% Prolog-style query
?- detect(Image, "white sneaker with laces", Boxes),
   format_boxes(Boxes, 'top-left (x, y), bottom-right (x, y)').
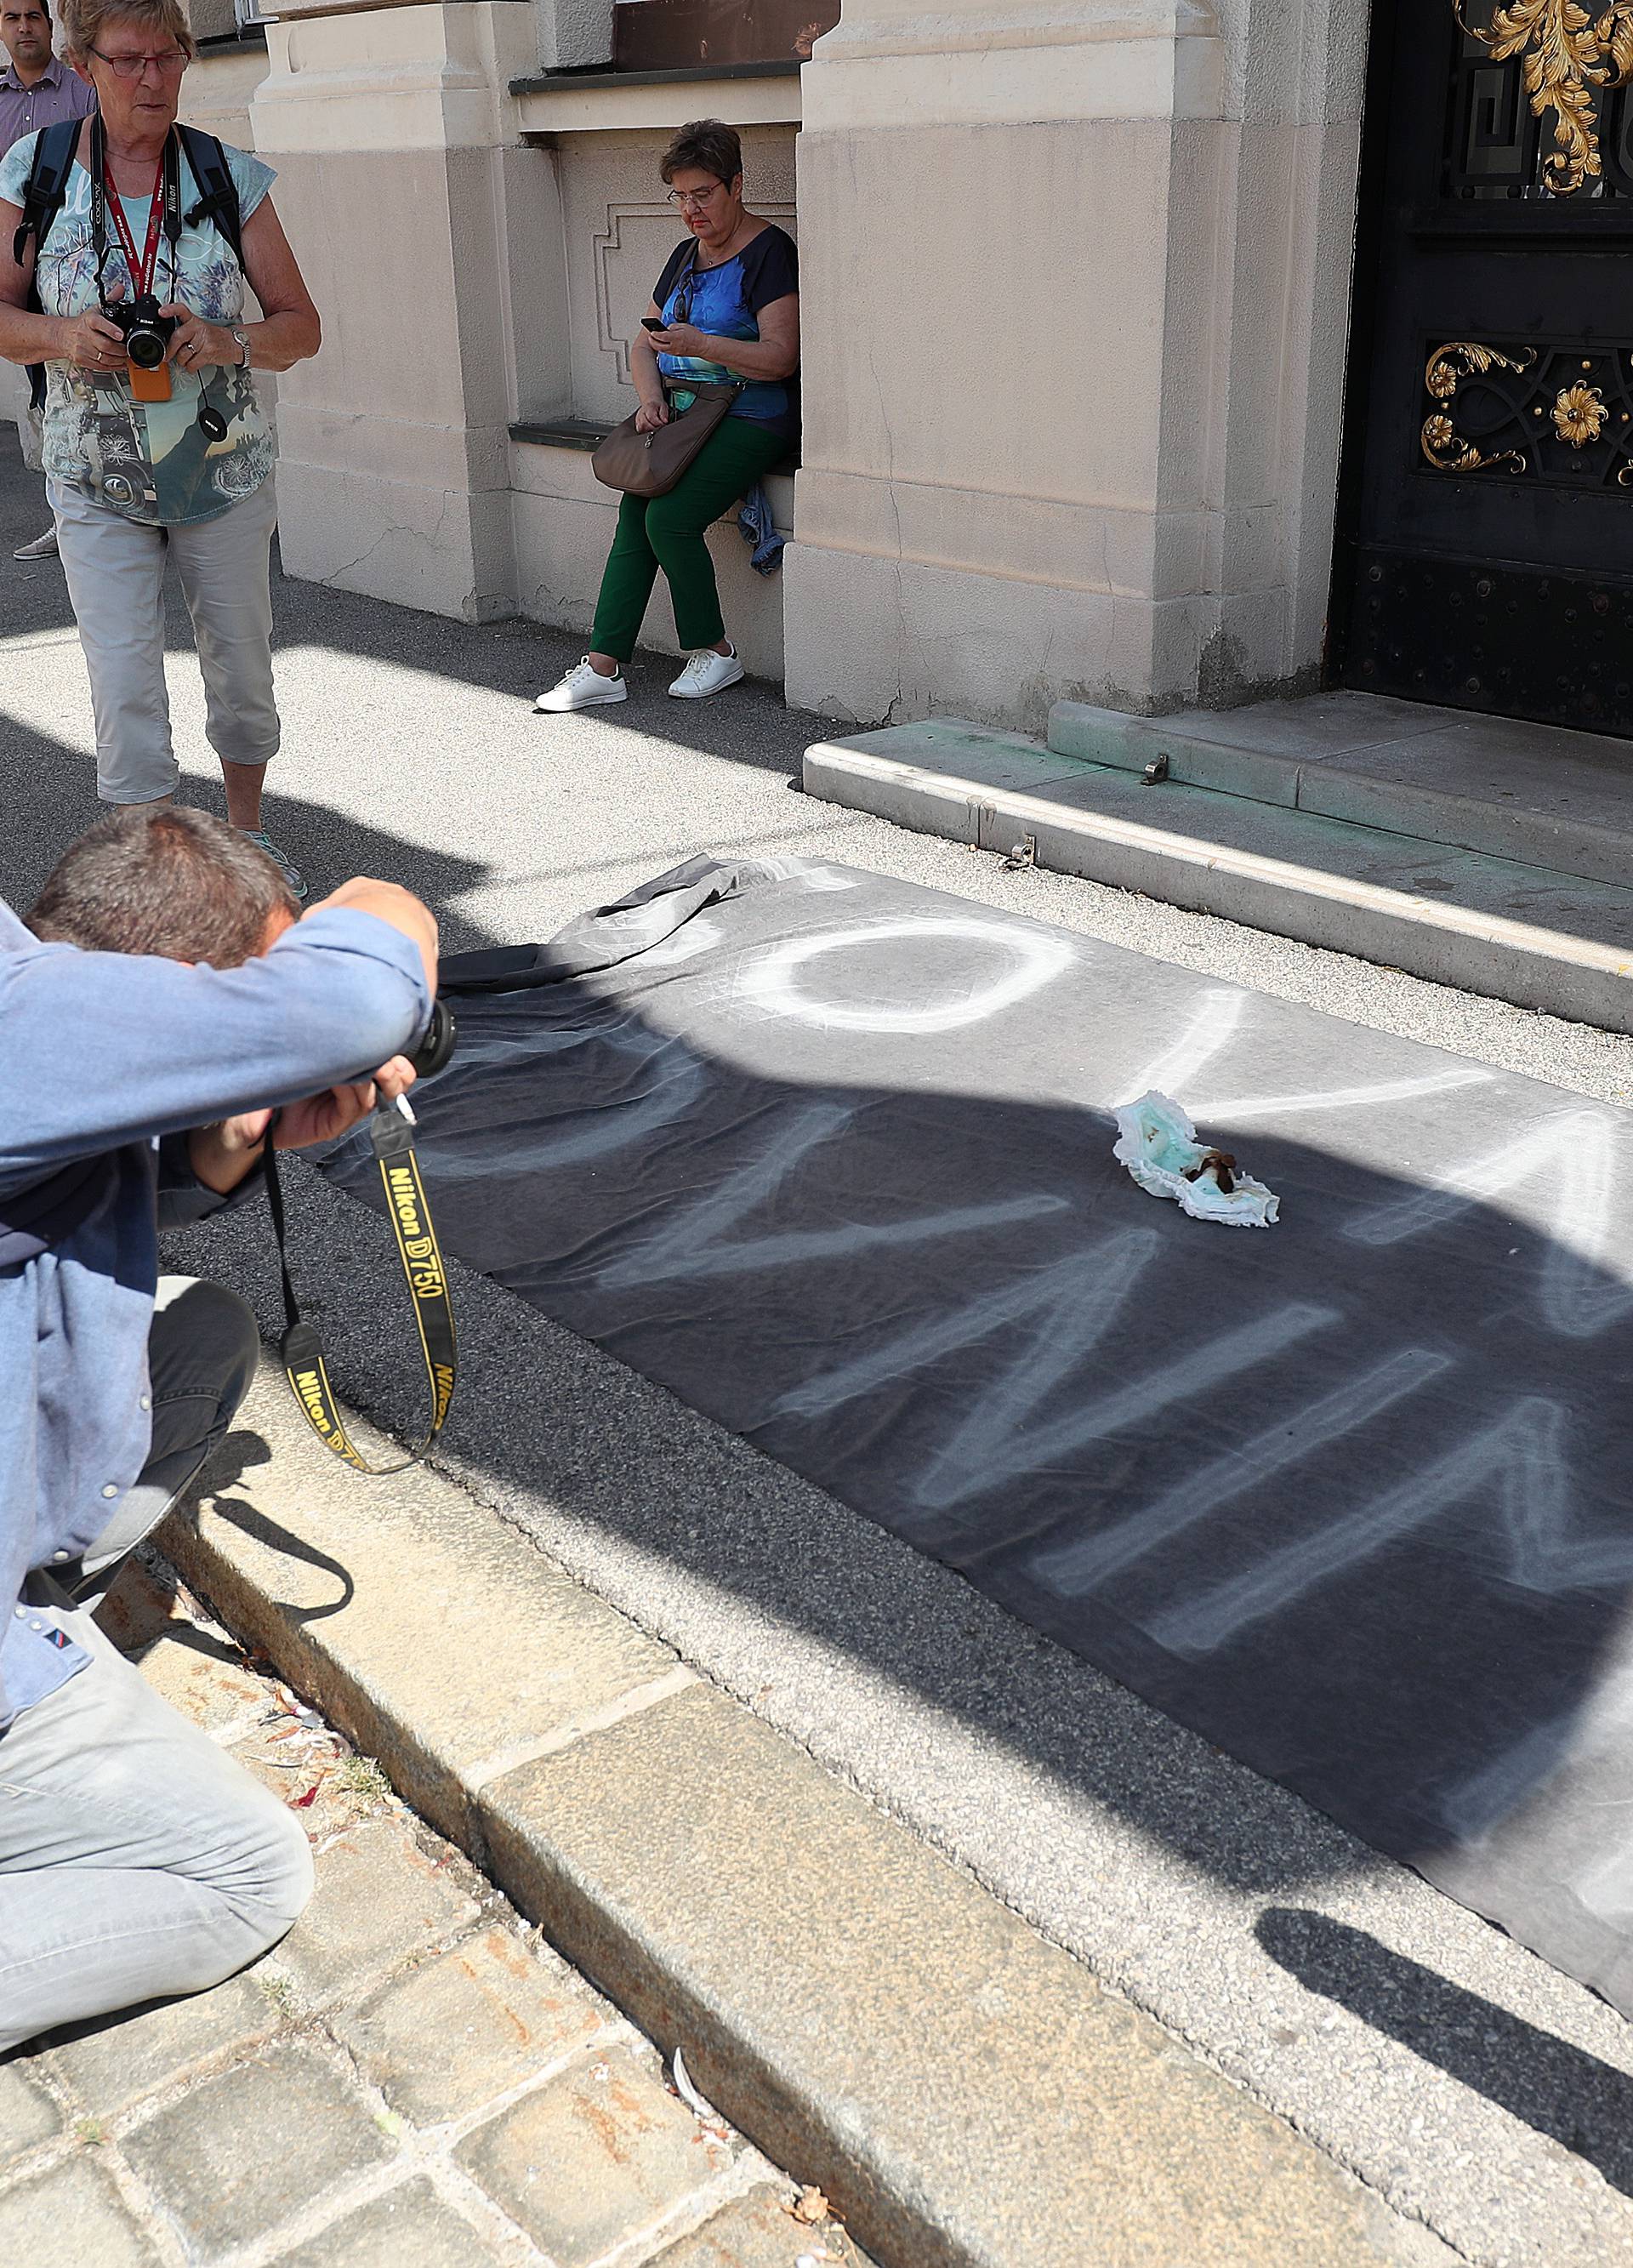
top-left (13, 527), bottom-right (58, 561)
top-left (534, 658), bottom-right (627, 713)
top-left (668, 646), bottom-right (743, 700)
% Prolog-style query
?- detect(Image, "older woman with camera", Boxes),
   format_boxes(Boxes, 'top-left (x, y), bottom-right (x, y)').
top-left (0, 0), bottom-right (319, 894)
top-left (535, 118), bottom-right (798, 712)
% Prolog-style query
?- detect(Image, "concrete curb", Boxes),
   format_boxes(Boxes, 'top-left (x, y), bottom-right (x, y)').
top-left (803, 734), bottom-right (1633, 1034)
top-left (163, 1362), bottom-right (1457, 2268)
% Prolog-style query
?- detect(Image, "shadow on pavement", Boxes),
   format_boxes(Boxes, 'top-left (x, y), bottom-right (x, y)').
top-left (1257, 1907), bottom-right (1633, 2197)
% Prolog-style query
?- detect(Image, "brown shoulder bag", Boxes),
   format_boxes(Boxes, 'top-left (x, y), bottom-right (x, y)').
top-left (592, 242), bottom-right (745, 498)
top-left (591, 380), bottom-right (744, 499)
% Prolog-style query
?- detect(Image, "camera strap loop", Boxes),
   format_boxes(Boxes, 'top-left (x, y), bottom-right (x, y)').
top-left (263, 1108), bottom-right (458, 1476)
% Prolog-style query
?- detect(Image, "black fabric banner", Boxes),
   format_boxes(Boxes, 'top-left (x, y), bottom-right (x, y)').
top-left (319, 856), bottom-right (1633, 2014)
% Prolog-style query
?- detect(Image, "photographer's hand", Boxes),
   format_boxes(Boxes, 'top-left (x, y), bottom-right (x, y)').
top-left (270, 1057), bottom-right (418, 1150)
top-left (59, 305), bottom-right (129, 375)
top-left (158, 305), bottom-right (238, 374)
top-left (188, 1054), bottom-right (418, 1194)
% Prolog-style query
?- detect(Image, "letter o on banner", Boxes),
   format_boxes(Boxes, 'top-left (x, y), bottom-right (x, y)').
top-left (739, 919), bottom-right (1074, 1034)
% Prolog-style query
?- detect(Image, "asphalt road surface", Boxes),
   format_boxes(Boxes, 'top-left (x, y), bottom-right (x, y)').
top-left (4, 436), bottom-right (1632, 2268)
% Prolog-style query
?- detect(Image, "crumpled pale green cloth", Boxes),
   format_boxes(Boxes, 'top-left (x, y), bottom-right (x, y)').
top-left (1112, 1090), bottom-right (1279, 1228)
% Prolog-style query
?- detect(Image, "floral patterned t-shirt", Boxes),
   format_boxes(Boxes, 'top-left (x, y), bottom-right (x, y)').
top-left (0, 130), bottom-right (276, 526)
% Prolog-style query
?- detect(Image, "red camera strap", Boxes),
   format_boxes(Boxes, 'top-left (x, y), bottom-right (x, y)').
top-left (102, 155), bottom-right (165, 298)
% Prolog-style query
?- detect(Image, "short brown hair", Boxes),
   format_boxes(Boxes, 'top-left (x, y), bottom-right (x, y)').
top-left (30, 806), bottom-right (296, 966)
top-left (660, 118), bottom-right (742, 188)
top-left (60, 0), bottom-right (195, 65)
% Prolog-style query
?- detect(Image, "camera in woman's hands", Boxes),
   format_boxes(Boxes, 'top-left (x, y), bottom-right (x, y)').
top-left (108, 293), bottom-right (177, 372)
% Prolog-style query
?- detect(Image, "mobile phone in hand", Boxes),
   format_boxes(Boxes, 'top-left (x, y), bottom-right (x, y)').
top-left (640, 317), bottom-right (667, 333)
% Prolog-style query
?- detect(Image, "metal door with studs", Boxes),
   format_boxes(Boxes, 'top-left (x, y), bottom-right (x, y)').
top-left (1334, 2), bottom-right (1633, 732)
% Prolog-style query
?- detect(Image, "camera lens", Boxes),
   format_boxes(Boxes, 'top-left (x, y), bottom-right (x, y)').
top-left (408, 1000), bottom-right (457, 1082)
top-left (125, 328), bottom-right (165, 370)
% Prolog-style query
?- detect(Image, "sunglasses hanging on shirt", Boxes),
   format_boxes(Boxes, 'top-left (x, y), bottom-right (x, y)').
top-left (89, 116), bottom-right (229, 443)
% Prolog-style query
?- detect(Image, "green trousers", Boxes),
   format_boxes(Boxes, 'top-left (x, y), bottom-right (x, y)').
top-left (590, 415), bottom-right (788, 664)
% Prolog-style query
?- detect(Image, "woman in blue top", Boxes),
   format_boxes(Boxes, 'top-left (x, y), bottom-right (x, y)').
top-left (536, 119), bottom-right (798, 712)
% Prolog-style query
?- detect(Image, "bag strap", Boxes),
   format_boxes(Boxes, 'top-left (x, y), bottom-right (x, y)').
top-left (175, 124), bottom-right (242, 270)
top-left (13, 115), bottom-right (83, 274)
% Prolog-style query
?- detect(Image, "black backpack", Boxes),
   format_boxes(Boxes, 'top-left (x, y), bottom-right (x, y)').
top-left (13, 116), bottom-right (243, 411)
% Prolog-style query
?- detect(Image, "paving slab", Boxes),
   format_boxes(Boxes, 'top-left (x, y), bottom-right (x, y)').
top-left (270, 2175), bottom-right (510, 2267)
top-left (274, 1813), bottom-right (483, 2004)
top-left (478, 1681), bottom-right (1454, 2268)
top-left (120, 2041), bottom-right (396, 2255)
top-left (0, 2060), bottom-right (61, 2166)
top-left (456, 2043), bottom-right (737, 2265)
top-left (0, 2152), bottom-right (163, 2264)
top-left (332, 1924), bottom-right (611, 2124)
top-left (44, 1973), bottom-right (284, 2117)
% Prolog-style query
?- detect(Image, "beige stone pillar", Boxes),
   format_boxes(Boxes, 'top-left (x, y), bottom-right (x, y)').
top-left (786, 0), bottom-right (1369, 729)
top-left (250, 2), bottom-right (536, 621)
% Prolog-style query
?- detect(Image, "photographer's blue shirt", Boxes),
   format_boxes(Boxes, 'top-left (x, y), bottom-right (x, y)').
top-left (0, 899), bottom-right (430, 1731)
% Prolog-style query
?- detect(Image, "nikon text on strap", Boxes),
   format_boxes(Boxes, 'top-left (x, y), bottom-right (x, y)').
top-left (263, 1108), bottom-right (457, 1475)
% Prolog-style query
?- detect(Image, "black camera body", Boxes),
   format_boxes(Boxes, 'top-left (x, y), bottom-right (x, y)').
top-left (109, 293), bottom-right (177, 372)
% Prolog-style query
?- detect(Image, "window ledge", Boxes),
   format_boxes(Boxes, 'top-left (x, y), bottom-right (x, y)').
top-left (510, 59), bottom-right (799, 96)
top-left (509, 419), bottom-right (797, 479)
top-left (511, 418), bottom-right (609, 453)
top-left (512, 59), bottom-right (801, 133)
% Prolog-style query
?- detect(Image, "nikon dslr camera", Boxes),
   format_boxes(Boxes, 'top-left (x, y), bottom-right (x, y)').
top-left (108, 293), bottom-right (177, 372)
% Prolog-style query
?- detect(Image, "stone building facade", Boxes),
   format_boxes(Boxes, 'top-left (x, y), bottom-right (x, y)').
top-left (171, 3), bottom-right (1633, 743)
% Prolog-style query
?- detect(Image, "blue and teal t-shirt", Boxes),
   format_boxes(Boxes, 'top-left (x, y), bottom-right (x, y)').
top-left (0, 129), bottom-right (276, 527)
top-left (653, 224), bottom-right (799, 440)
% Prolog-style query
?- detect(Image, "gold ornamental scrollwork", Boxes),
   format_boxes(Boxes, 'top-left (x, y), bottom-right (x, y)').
top-left (1421, 342), bottom-right (1535, 473)
top-left (1456, 0), bottom-right (1633, 197)
top-left (1554, 379), bottom-right (1609, 442)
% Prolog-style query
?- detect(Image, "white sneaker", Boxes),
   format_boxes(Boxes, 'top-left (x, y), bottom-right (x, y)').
top-left (13, 527), bottom-right (57, 561)
top-left (669, 646), bottom-right (744, 699)
top-left (534, 658), bottom-right (627, 713)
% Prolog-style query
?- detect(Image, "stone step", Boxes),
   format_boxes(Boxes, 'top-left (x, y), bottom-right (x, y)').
top-left (162, 1360), bottom-right (1454, 2268)
top-left (801, 718), bottom-right (1633, 1034)
top-left (1046, 691), bottom-right (1633, 890)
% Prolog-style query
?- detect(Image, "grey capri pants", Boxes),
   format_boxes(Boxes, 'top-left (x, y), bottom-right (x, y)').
top-left (50, 474), bottom-right (281, 806)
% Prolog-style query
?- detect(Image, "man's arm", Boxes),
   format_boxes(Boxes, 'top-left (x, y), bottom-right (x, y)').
top-left (0, 895), bottom-right (435, 1195)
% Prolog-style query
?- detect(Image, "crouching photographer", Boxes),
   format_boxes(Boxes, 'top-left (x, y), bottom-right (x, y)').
top-left (0, 807), bottom-right (438, 2054)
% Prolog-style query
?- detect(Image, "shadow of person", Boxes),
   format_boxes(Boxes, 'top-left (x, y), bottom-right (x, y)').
top-left (1256, 1907), bottom-right (1633, 2197)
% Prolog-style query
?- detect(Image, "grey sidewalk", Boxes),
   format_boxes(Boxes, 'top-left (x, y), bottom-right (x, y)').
top-left (0, 1552), bottom-right (867, 2268)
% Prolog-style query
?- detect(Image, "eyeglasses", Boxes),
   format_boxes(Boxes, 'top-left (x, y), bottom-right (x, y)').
top-left (88, 43), bottom-right (187, 78)
top-left (667, 183), bottom-right (723, 211)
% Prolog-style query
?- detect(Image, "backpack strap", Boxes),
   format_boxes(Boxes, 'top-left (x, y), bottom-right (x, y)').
top-left (14, 117), bottom-right (83, 413)
top-left (12, 115), bottom-right (83, 275)
top-left (175, 125), bottom-right (242, 271)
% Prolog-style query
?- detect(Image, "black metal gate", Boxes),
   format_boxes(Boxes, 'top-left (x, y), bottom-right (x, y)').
top-left (1334, 2), bottom-right (1633, 732)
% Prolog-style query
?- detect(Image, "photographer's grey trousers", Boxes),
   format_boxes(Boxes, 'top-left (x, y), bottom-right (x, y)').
top-left (0, 1279), bottom-right (314, 2055)
top-left (50, 476), bottom-right (281, 806)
